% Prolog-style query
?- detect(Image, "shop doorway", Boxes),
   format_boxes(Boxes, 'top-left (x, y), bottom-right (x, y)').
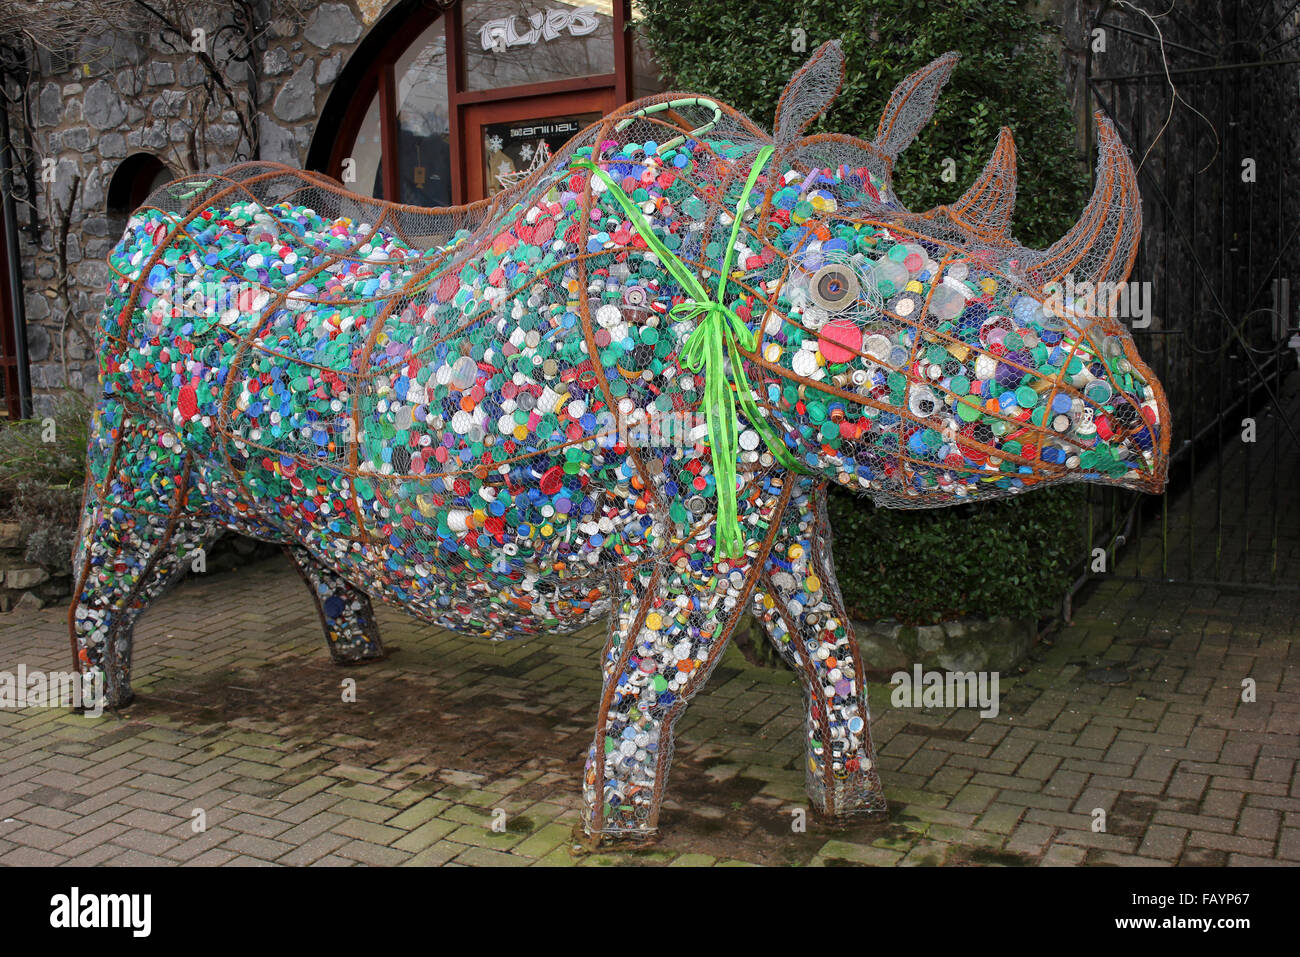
top-left (463, 89), bottom-right (610, 199)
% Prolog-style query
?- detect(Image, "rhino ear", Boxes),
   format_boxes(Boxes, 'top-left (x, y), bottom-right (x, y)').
top-left (773, 40), bottom-right (846, 144)
top-left (871, 52), bottom-right (959, 163)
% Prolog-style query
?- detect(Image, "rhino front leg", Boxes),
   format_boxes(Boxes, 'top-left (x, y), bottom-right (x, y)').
top-left (284, 545), bottom-right (385, 664)
top-left (751, 480), bottom-right (886, 818)
top-left (582, 558), bottom-right (757, 839)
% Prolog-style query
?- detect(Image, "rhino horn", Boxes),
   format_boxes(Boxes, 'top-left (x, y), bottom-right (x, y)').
top-left (1031, 113), bottom-right (1142, 287)
top-left (945, 126), bottom-right (1017, 241)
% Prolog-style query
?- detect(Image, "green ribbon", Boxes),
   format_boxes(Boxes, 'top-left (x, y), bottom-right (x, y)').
top-left (575, 145), bottom-right (805, 560)
top-left (168, 179), bottom-right (213, 201)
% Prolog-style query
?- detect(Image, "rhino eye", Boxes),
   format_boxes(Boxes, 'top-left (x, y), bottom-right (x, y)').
top-left (810, 264), bottom-right (860, 311)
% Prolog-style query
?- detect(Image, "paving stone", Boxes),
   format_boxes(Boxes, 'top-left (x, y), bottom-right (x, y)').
top-left (391, 817), bottom-right (459, 854)
top-left (1138, 824), bottom-right (1187, 861)
top-left (1236, 807), bottom-right (1280, 841)
top-left (2, 543), bottom-right (1294, 867)
top-left (334, 838), bottom-right (410, 866)
top-left (668, 852), bottom-right (717, 866)
top-left (811, 840), bottom-right (903, 866)
top-left (275, 831), bottom-right (350, 866)
top-left (1187, 830), bottom-right (1275, 856)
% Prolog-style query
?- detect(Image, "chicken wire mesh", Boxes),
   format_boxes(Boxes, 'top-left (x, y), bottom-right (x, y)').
top-left (76, 41), bottom-right (1168, 836)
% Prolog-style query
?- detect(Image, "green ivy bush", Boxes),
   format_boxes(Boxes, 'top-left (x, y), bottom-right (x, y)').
top-left (826, 485), bottom-right (1083, 624)
top-left (638, 0), bottom-right (1090, 623)
top-left (635, 0), bottom-right (1088, 247)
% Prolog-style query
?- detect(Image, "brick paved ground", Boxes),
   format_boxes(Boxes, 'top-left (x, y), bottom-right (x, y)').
top-left (1, 542), bottom-right (1295, 867)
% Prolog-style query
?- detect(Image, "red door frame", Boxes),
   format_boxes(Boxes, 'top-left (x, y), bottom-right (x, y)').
top-left (463, 89), bottom-right (613, 201)
top-left (326, 0), bottom-right (634, 206)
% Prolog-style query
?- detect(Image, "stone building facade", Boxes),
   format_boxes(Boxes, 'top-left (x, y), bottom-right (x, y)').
top-left (0, 0), bottom-right (658, 416)
top-left (1, 0), bottom-right (1291, 422)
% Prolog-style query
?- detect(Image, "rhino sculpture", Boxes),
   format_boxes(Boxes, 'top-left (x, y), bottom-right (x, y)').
top-left (73, 42), bottom-right (1169, 839)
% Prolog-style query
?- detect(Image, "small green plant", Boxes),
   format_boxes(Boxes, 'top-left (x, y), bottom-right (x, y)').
top-left (0, 392), bottom-right (90, 579)
top-left (0, 391), bottom-right (91, 494)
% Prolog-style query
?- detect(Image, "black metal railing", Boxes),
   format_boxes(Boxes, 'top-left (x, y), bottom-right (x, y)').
top-left (1072, 0), bottom-right (1300, 595)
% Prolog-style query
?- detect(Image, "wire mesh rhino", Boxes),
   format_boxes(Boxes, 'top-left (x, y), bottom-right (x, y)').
top-left (73, 41), bottom-right (1169, 839)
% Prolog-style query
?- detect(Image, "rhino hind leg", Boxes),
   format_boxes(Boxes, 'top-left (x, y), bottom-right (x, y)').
top-left (284, 545), bottom-right (385, 664)
top-left (69, 415), bottom-right (216, 709)
top-left (582, 559), bottom-right (757, 840)
top-left (751, 481), bottom-right (887, 818)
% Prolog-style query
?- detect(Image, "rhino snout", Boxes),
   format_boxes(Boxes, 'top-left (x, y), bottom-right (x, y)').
top-left (1069, 326), bottom-right (1168, 495)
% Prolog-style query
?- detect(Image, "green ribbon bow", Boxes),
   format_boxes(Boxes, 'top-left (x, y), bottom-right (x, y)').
top-left (574, 144), bottom-right (805, 560)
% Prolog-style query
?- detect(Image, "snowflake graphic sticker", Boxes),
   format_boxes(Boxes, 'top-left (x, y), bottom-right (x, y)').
top-left (485, 133), bottom-right (504, 153)
top-left (496, 141), bottom-right (552, 190)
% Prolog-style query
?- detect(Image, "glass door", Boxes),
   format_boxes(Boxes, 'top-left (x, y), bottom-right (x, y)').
top-left (463, 89), bottom-right (612, 200)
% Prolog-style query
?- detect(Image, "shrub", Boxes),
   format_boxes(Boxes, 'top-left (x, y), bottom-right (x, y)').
top-left (826, 484), bottom-right (1083, 624)
top-left (14, 479), bottom-right (82, 576)
top-left (0, 392), bottom-right (90, 578)
top-left (638, 0), bottom-right (1091, 623)
top-left (635, 0), bottom-right (1088, 247)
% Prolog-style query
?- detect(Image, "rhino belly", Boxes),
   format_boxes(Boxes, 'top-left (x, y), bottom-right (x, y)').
top-left (295, 535), bottom-right (616, 638)
top-left (187, 455), bottom-right (619, 637)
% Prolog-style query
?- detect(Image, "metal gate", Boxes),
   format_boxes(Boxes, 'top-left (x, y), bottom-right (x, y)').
top-left (1077, 0), bottom-right (1300, 591)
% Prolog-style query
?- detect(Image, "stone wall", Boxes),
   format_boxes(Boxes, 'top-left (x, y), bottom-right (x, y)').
top-left (0, 520), bottom-right (279, 613)
top-left (0, 517), bottom-right (65, 612)
top-left (3, 1), bottom-right (397, 415)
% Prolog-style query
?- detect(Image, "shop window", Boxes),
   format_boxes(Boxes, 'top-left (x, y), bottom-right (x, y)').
top-left (394, 21), bottom-right (453, 206)
top-left (313, 0), bottom-right (656, 205)
top-left (344, 17), bottom-right (453, 206)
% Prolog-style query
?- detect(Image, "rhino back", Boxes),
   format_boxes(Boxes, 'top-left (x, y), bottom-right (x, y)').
top-left (97, 177), bottom-right (683, 607)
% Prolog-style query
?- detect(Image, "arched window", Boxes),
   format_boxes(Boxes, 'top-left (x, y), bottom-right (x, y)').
top-left (310, 0), bottom-right (665, 206)
top-left (107, 153), bottom-right (175, 224)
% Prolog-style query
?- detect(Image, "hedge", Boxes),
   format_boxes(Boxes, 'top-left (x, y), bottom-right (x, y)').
top-left (825, 485), bottom-right (1083, 624)
top-left (637, 0), bottom-right (1091, 623)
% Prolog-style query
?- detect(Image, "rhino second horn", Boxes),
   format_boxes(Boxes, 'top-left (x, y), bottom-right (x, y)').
top-left (774, 39), bottom-right (847, 144)
top-left (945, 126), bottom-right (1017, 241)
top-left (1032, 112), bottom-right (1142, 288)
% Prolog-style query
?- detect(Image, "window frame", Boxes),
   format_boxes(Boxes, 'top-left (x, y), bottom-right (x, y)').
top-left (324, 0), bottom-right (633, 206)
